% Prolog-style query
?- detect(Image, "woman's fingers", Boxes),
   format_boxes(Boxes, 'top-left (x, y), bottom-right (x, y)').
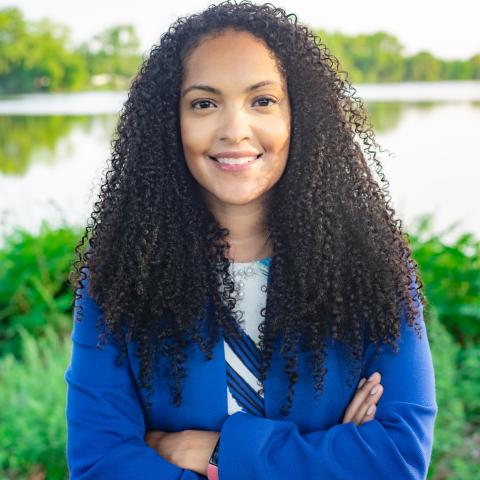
top-left (342, 372), bottom-right (383, 425)
top-left (361, 403), bottom-right (377, 423)
top-left (144, 431), bottom-right (169, 450)
top-left (353, 383), bottom-right (383, 425)
top-left (342, 372), bottom-right (380, 424)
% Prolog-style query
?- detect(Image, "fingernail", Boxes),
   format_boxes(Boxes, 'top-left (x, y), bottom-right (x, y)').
top-left (366, 404), bottom-right (374, 415)
top-left (367, 372), bottom-right (377, 382)
top-left (370, 386), bottom-right (378, 395)
top-left (358, 378), bottom-right (366, 389)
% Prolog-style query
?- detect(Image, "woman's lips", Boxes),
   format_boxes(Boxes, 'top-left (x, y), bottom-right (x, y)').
top-left (208, 153), bottom-right (263, 172)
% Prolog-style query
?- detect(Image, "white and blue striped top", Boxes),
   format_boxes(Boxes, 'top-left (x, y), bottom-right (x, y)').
top-left (222, 257), bottom-right (271, 416)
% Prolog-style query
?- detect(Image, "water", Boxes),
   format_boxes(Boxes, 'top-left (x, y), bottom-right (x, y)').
top-left (0, 82), bottom-right (479, 246)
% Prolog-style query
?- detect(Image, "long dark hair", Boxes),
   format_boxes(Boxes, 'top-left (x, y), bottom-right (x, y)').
top-left (70, 0), bottom-right (426, 417)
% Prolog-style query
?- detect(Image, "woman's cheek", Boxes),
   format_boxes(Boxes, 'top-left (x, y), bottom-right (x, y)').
top-left (257, 115), bottom-right (290, 152)
top-left (190, 119), bottom-right (218, 153)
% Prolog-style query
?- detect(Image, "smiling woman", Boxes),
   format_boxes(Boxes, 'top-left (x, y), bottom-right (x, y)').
top-left (179, 29), bottom-right (291, 262)
top-left (65, 1), bottom-right (437, 479)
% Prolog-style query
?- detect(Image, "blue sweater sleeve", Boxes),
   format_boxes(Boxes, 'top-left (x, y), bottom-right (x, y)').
top-left (64, 271), bottom-right (205, 480)
top-left (217, 294), bottom-right (438, 479)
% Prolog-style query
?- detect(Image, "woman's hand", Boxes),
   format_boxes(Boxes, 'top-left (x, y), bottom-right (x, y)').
top-left (144, 429), bottom-right (220, 476)
top-left (144, 373), bottom-right (383, 474)
top-left (342, 371), bottom-right (384, 425)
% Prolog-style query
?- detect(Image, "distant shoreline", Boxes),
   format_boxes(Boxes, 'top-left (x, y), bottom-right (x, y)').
top-left (0, 81), bottom-right (479, 116)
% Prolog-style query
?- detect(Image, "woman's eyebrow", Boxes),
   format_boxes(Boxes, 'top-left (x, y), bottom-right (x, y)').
top-left (181, 80), bottom-right (281, 97)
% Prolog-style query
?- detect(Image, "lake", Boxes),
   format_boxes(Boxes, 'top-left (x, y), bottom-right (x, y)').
top-left (0, 81), bottom-right (479, 248)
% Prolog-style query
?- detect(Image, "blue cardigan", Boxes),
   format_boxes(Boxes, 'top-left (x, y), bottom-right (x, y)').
top-left (65, 270), bottom-right (437, 479)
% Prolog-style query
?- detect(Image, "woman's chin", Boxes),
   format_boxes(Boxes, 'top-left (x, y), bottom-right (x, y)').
top-left (210, 190), bottom-right (265, 207)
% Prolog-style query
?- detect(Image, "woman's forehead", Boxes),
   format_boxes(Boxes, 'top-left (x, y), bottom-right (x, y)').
top-left (182, 30), bottom-right (285, 87)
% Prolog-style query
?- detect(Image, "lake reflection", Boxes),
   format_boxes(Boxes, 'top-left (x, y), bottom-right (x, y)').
top-left (0, 115), bottom-right (115, 175)
top-left (0, 83), bottom-right (479, 246)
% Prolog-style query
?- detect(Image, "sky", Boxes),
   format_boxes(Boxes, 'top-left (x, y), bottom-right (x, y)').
top-left (1, 0), bottom-right (478, 60)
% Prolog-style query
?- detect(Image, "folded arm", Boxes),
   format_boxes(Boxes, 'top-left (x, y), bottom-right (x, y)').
top-left (65, 269), bottom-right (205, 479)
top-left (217, 294), bottom-right (438, 480)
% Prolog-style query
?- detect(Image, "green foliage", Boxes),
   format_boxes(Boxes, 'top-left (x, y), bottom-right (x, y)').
top-left (1, 6), bottom-right (479, 94)
top-left (77, 25), bottom-right (141, 82)
top-left (0, 221), bottom-right (82, 359)
top-left (0, 218), bottom-right (478, 477)
top-left (457, 341), bottom-right (480, 426)
top-left (316, 29), bottom-right (480, 84)
top-left (0, 325), bottom-right (70, 479)
top-left (0, 7), bottom-right (141, 94)
top-left (317, 30), bottom-right (406, 83)
top-left (407, 214), bottom-right (480, 344)
top-left (405, 51), bottom-right (444, 81)
top-left (425, 306), bottom-right (477, 479)
top-left (470, 55), bottom-right (480, 78)
top-left (407, 214), bottom-right (480, 478)
top-left (442, 59), bottom-right (474, 80)
top-left (0, 7), bottom-right (87, 93)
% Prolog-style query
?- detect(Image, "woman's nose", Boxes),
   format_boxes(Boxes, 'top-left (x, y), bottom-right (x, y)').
top-left (218, 106), bottom-right (252, 143)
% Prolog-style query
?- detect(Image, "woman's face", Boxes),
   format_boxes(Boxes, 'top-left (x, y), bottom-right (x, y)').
top-left (179, 29), bottom-right (291, 209)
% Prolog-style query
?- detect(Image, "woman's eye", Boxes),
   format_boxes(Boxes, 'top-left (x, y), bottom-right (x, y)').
top-left (190, 96), bottom-right (277, 110)
top-left (191, 99), bottom-right (216, 110)
top-left (254, 96), bottom-right (277, 107)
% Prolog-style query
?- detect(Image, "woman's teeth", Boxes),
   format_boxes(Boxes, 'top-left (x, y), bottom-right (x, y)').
top-left (213, 155), bottom-right (259, 165)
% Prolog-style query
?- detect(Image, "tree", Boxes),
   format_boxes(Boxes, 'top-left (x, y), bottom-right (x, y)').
top-left (405, 51), bottom-right (443, 81)
top-left (469, 54), bottom-right (480, 79)
top-left (0, 7), bottom-right (87, 93)
top-left (315, 29), bottom-right (405, 83)
top-left (78, 25), bottom-right (141, 79)
top-left (442, 60), bottom-right (473, 80)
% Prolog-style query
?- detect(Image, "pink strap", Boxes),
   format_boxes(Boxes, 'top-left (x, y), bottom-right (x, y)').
top-left (207, 463), bottom-right (219, 480)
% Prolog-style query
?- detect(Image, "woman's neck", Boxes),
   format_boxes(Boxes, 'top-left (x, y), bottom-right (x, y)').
top-left (204, 194), bottom-right (272, 262)
top-left (227, 233), bottom-right (272, 263)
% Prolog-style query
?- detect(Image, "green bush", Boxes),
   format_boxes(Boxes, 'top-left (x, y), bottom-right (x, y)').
top-left (427, 305), bottom-right (463, 477)
top-left (0, 324), bottom-right (70, 479)
top-left (457, 341), bottom-right (480, 426)
top-left (0, 220), bottom-right (81, 359)
top-left (0, 218), bottom-right (478, 478)
top-left (408, 213), bottom-right (480, 344)
top-left (408, 215), bottom-right (480, 479)
top-left (426, 305), bottom-right (479, 479)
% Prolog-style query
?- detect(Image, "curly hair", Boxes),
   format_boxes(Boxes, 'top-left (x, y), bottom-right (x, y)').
top-left (70, 0), bottom-right (426, 417)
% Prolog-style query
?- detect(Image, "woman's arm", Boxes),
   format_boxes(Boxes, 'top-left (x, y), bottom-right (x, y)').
top-left (145, 373), bottom-right (384, 475)
top-left (65, 269), bottom-right (205, 480)
top-left (144, 429), bottom-right (220, 476)
top-left (214, 290), bottom-right (437, 480)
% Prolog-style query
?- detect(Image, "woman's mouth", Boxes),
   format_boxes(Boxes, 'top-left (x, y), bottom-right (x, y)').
top-left (208, 153), bottom-right (263, 171)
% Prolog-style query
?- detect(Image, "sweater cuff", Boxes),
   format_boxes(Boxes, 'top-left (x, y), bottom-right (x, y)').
top-left (218, 412), bottom-right (280, 478)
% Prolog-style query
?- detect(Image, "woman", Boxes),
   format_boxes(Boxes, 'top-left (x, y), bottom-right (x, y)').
top-left (65, 1), bottom-right (437, 479)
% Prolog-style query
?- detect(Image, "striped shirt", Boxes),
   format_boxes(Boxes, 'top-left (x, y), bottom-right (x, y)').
top-left (221, 257), bottom-right (271, 416)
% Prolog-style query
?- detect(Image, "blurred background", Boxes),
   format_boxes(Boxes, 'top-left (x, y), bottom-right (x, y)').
top-left (0, 0), bottom-right (478, 478)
